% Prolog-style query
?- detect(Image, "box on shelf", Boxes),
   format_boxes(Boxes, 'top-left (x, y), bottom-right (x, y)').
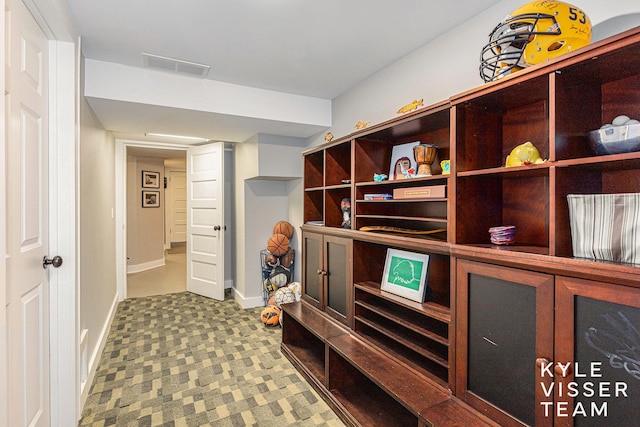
top-left (567, 193), bottom-right (640, 265)
top-left (364, 193), bottom-right (393, 200)
top-left (393, 185), bottom-right (446, 200)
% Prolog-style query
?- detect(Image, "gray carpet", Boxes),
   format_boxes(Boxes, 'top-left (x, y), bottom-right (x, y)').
top-left (79, 292), bottom-right (344, 426)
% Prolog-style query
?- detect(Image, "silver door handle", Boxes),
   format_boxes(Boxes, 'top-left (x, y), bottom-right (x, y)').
top-left (43, 255), bottom-right (63, 269)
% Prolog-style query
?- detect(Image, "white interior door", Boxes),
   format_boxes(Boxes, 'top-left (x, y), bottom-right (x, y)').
top-left (169, 170), bottom-right (187, 243)
top-left (5, 0), bottom-right (51, 425)
top-left (186, 142), bottom-right (224, 300)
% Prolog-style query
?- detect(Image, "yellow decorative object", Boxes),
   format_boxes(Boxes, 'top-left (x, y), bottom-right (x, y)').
top-left (324, 132), bottom-right (334, 142)
top-left (505, 142), bottom-right (546, 167)
top-left (397, 99), bottom-right (423, 114)
top-left (355, 120), bottom-right (370, 130)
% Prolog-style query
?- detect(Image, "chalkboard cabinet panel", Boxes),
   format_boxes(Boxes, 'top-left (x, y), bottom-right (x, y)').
top-left (555, 277), bottom-right (640, 427)
top-left (456, 259), bottom-right (554, 427)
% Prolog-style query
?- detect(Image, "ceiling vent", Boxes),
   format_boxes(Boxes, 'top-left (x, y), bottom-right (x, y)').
top-left (142, 52), bottom-right (210, 77)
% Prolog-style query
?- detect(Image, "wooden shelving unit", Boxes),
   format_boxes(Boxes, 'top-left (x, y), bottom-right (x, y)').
top-left (283, 27), bottom-right (640, 427)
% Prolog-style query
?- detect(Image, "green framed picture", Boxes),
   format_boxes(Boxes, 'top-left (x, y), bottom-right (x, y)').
top-left (381, 248), bottom-right (430, 302)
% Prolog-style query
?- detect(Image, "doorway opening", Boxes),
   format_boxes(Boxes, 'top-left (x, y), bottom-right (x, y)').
top-left (115, 139), bottom-right (234, 302)
top-left (125, 146), bottom-right (187, 298)
top-left (116, 140), bottom-right (188, 300)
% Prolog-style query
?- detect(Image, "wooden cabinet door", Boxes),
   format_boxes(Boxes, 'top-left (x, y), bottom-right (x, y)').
top-left (323, 235), bottom-right (352, 326)
top-left (455, 259), bottom-right (554, 427)
top-left (302, 231), bottom-right (323, 309)
top-left (555, 277), bottom-right (640, 427)
top-left (301, 231), bottom-right (353, 326)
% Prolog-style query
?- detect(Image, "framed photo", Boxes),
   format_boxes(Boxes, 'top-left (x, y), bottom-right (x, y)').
top-left (388, 141), bottom-right (420, 180)
top-left (381, 248), bottom-right (430, 302)
top-left (142, 190), bottom-right (160, 208)
top-left (142, 170), bottom-right (160, 188)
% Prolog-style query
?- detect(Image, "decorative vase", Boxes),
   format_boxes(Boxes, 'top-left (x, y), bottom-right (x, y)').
top-left (413, 144), bottom-right (438, 176)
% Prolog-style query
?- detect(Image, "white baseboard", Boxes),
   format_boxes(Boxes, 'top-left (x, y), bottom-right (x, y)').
top-left (80, 293), bottom-right (118, 408)
top-left (232, 287), bottom-right (264, 309)
top-left (127, 257), bottom-right (165, 274)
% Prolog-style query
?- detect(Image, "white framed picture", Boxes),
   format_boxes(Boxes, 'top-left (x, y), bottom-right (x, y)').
top-left (142, 170), bottom-right (160, 188)
top-left (381, 248), bottom-right (430, 302)
top-left (388, 141), bottom-right (420, 180)
top-left (142, 190), bottom-right (160, 208)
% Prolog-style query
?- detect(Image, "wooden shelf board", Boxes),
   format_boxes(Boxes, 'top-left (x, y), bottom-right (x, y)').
top-left (354, 299), bottom-right (449, 346)
top-left (281, 301), bottom-right (348, 341)
top-left (457, 163), bottom-right (549, 178)
top-left (325, 184), bottom-right (351, 190)
top-left (330, 386), bottom-right (418, 427)
top-left (304, 186), bottom-right (324, 192)
top-left (327, 333), bottom-right (450, 413)
top-left (354, 316), bottom-right (449, 368)
top-left (357, 198), bottom-right (447, 203)
top-left (356, 214), bottom-right (447, 223)
top-left (421, 398), bottom-right (501, 427)
top-left (281, 343), bottom-right (326, 385)
top-left (356, 175), bottom-right (449, 187)
top-left (355, 281), bottom-right (451, 324)
top-left (555, 153), bottom-right (640, 170)
top-left (350, 330), bottom-right (450, 389)
top-left (453, 243), bottom-right (550, 256)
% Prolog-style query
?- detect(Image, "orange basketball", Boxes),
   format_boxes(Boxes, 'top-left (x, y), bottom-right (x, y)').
top-left (267, 233), bottom-right (289, 256)
top-left (273, 220), bottom-right (294, 239)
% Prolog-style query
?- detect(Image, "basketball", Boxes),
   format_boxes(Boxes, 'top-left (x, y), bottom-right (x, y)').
top-left (273, 221), bottom-right (294, 239)
top-left (261, 305), bottom-right (280, 327)
top-left (267, 233), bottom-right (289, 256)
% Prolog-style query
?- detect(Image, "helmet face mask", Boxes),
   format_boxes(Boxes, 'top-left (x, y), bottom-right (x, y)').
top-left (480, 1), bottom-right (591, 83)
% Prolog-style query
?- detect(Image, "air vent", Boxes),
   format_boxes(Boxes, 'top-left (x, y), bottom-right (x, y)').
top-left (142, 52), bottom-right (210, 77)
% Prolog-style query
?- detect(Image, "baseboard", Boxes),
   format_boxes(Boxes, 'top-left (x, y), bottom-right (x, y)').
top-left (80, 293), bottom-right (118, 408)
top-left (126, 257), bottom-right (165, 274)
top-left (232, 287), bottom-right (264, 309)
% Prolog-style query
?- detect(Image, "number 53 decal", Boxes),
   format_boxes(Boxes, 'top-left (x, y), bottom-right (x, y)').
top-left (569, 7), bottom-right (587, 24)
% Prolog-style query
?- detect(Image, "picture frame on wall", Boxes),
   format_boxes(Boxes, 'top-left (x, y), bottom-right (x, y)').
top-left (381, 248), bottom-right (430, 302)
top-left (142, 170), bottom-right (160, 188)
top-left (142, 191), bottom-right (160, 208)
top-left (388, 141), bottom-right (420, 180)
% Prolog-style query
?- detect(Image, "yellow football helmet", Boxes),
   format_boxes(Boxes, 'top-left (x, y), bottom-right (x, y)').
top-left (480, 1), bottom-right (592, 82)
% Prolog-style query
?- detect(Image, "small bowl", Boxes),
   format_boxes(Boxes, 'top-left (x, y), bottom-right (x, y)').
top-left (489, 225), bottom-right (515, 245)
top-left (588, 123), bottom-right (640, 155)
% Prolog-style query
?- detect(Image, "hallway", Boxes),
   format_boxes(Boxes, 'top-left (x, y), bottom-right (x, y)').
top-left (127, 249), bottom-right (186, 298)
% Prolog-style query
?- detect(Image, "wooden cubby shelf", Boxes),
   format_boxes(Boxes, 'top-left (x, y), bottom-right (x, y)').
top-left (290, 27), bottom-right (640, 427)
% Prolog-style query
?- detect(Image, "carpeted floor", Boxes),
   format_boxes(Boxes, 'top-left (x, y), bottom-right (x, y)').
top-left (79, 292), bottom-right (344, 426)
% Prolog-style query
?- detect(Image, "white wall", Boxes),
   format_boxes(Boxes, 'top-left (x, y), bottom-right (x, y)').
top-left (78, 77), bottom-right (118, 404)
top-left (233, 134), bottom-right (305, 307)
top-left (126, 156), bottom-right (165, 271)
top-left (309, 0), bottom-right (640, 148)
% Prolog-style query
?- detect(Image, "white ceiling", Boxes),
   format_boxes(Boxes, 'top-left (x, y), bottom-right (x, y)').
top-left (66, 0), bottom-right (505, 145)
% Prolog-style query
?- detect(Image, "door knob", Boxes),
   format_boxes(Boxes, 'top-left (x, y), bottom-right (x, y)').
top-left (43, 255), bottom-right (63, 269)
top-left (213, 225), bottom-right (221, 231)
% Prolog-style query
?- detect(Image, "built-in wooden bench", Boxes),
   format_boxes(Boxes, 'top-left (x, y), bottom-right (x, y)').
top-left (281, 301), bottom-right (498, 427)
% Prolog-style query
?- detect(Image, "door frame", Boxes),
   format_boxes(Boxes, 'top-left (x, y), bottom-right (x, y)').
top-left (115, 139), bottom-right (187, 301)
top-left (1, 0), bottom-right (78, 425)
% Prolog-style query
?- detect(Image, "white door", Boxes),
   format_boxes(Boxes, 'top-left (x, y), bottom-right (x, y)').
top-left (169, 170), bottom-right (187, 243)
top-left (5, 0), bottom-right (51, 425)
top-left (186, 142), bottom-right (225, 300)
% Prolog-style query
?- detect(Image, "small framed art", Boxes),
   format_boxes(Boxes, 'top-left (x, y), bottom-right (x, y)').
top-left (142, 170), bottom-right (160, 188)
top-left (142, 191), bottom-right (160, 208)
top-left (388, 141), bottom-right (420, 180)
top-left (381, 248), bottom-right (430, 302)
